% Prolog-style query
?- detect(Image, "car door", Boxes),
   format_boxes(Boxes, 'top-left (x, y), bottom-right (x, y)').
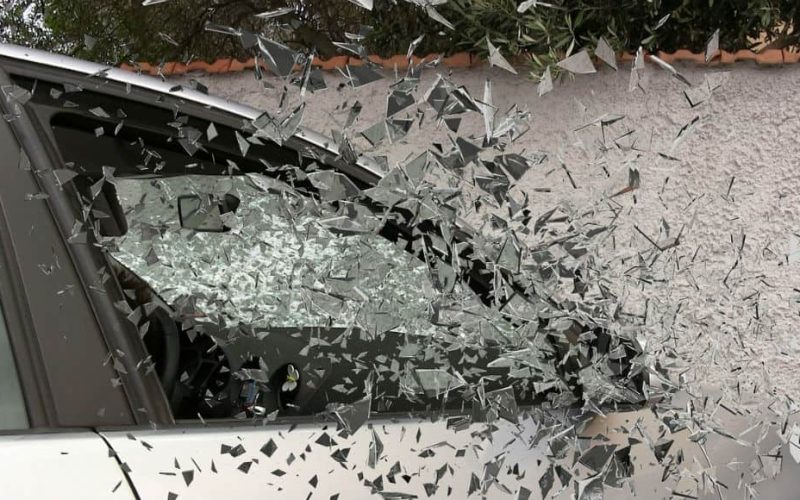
top-left (94, 175), bottom-right (551, 497)
top-left (0, 68), bottom-right (137, 499)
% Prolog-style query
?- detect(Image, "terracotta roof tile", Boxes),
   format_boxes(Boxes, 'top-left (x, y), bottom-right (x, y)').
top-left (118, 49), bottom-right (800, 77)
top-left (312, 55), bottom-right (348, 70)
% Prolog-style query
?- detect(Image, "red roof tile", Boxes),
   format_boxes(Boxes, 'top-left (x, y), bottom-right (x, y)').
top-left (118, 49), bottom-right (800, 76)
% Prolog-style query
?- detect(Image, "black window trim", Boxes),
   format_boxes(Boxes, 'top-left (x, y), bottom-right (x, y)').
top-left (0, 55), bottom-right (383, 187)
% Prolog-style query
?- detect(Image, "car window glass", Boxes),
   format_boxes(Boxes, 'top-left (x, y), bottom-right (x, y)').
top-left (107, 175), bottom-right (443, 334)
top-left (0, 298), bottom-right (29, 430)
top-left (102, 174), bottom-right (533, 419)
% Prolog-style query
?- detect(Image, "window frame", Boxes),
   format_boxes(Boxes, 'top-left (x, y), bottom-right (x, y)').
top-left (0, 58), bottom-right (408, 429)
top-left (0, 63), bottom-right (171, 428)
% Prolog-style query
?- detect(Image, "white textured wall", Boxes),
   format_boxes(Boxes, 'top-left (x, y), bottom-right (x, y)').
top-left (179, 61), bottom-right (800, 498)
top-left (188, 62), bottom-right (800, 404)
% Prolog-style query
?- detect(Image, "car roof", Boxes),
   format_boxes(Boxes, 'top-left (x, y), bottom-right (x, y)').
top-left (0, 43), bottom-right (385, 181)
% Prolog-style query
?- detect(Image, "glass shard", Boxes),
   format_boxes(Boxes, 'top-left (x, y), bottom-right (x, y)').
top-left (628, 46), bottom-right (644, 92)
top-left (557, 50), bottom-right (595, 75)
top-left (649, 55), bottom-right (691, 86)
top-left (407, 34), bottom-right (425, 59)
top-left (346, 65), bottom-right (384, 88)
top-left (538, 66), bottom-right (553, 96)
top-left (257, 37), bottom-right (299, 77)
top-left (254, 7), bottom-right (294, 19)
top-left (706, 29), bottom-right (720, 63)
top-left (487, 39), bottom-right (517, 74)
top-left (423, 4), bottom-right (454, 30)
top-left (595, 37), bottom-right (617, 70)
top-left (346, 0), bottom-right (373, 9)
top-left (387, 89), bottom-right (415, 117)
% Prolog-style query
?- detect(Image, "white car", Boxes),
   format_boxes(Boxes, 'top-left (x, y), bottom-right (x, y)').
top-left (0, 44), bottom-right (647, 499)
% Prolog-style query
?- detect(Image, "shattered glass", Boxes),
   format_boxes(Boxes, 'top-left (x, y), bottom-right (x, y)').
top-left (19, 7), bottom-right (800, 499)
top-left (254, 7), bottom-right (294, 20)
top-left (706, 29), bottom-right (720, 63)
top-left (557, 50), bottom-right (596, 75)
top-left (518, 0), bottom-right (554, 13)
top-left (344, 64), bottom-right (384, 87)
top-left (650, 54), bottom-right (691, 86)
top-left (628, 46), bottom-right (645, 92)
top-left (257, 37), bottom-right (300, 78)
top-left (595, 37), bottom-right (617, 71)
top-left (538, 66), bottom-right (553, 96)
top-left (107, 176), bottom-right (438, 331)
top-left (487, 38), bottom-right (517, 74)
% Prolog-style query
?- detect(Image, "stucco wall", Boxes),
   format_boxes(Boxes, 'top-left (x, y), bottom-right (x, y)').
top-left (171, 60), bottom-right (800, 498)
top-left (186, 61), bottom-right (800, 405)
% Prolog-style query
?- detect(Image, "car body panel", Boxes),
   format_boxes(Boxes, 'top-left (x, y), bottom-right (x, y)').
top-left (102, 417), bottom-right (548, 500)
top-left (0, 81), bottom-right (140, 427)
top-left (0, 432), bottom-right (135, 499)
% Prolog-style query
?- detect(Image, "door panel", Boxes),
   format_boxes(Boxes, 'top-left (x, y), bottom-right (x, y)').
top-left (0, 432), bottom-right (135, 499)
top-left (103, 420), bottom-right (548, 500)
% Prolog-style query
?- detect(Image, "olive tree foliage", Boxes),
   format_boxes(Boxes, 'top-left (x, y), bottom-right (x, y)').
top-left (2, 0), bottom-right (799, 69)
top-left (1, 0), bottom-right (371, 63)
top-left (1, 0), bottom-right (59, 51)
top-left (369, 0), bottom-right (800, 72)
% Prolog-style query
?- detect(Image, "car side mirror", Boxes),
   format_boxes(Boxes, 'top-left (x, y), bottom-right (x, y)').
top-left (178, 193), bottom-right (240, 232)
